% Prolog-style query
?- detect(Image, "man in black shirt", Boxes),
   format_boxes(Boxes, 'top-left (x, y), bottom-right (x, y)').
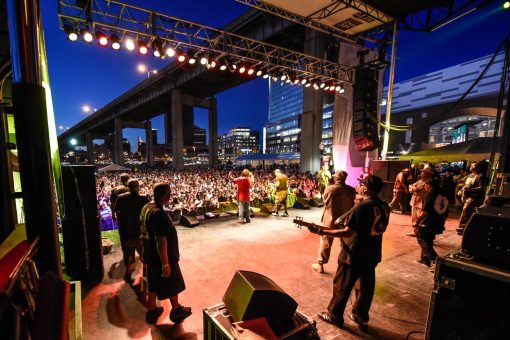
top-left (309, 175), bottom-right (390, 330)
top-left (110, 173), bottom-right (130, 222)
top-left (114, 179), bottom-right (150, 284)
top-left (140, 183), bottom-right (192, 325)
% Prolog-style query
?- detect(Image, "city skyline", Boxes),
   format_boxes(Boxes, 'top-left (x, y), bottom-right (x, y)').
top-left (42, 1), bottom-right (509, 146)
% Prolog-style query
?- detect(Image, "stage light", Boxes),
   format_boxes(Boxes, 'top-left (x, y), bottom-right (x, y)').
top-left (272, 75), bottom-right (278, 82)
top-left (329, 85), bottom-right (336, 91)
top-left (256, 70), bottom-right (263, 76)
top-left (220, 64), bottom-right (227, 71)
top-left (313, 82), bottom-right (319, 90)
top-left (178, 54), bottom-right (186, 62)
top-left (338, 87), bottom-right (345, 94)
top-left (80, 28), bottom-right (93, 43)
top-left (64, 25), bottom-right (78, 41)
top-left (96, 31), bottom-right (108, 46)
top-left (305, 82), bottom-right (311, 87)
top-left (200, 56), bottom-right (208, 65)
top-left (320, 82), bottom-right (326, 89)
top-left (292, 77), bottom-right (300, 85)
top-left (262, 73), bottom-right (269, 79)
top-left (111, 34), bottom-right (120, 50)
top-left (152, 40), bottom-right (163, 58)
top-left (208, 60), bottom-right (217, 69)
top-left (188, 52), bottom-right (196, 64)
top-left (239, 66), bottom-right (246, 74)
top-left (165, 46), bottom-right (176, 57)
top-left (70, 138), bottom-right (77, 146)
top-left (301, 78), bottom-right (307, 85)
top-left (335, 85), bottom-right (341, 91)
top-left (125, 38), bottom-right (135, 51)
top-left (247, 68), bottom-right (255, 75)
top-left (280, 74), bottom-right (287, 81)
top-left (504, 1), bottom-right (510, 9)
top-left (138, 40), bottom-right (148, 55)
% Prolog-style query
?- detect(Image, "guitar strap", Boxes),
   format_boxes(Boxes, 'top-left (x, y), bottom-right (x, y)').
top-left (333, 206), bottom-right (355, 228)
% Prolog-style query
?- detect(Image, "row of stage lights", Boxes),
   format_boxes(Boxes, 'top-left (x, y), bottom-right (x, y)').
top-left (64, 25), bottom-right (345, 93)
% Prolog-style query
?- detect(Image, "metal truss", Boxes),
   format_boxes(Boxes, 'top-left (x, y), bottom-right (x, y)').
top-left (400, 0), bottom-right (492, 32)
top-left (57, 0), bottom-right (354, 84)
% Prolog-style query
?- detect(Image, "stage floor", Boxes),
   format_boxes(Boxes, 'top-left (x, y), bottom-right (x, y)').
top-left (80, 207), bottom-right (461, 340)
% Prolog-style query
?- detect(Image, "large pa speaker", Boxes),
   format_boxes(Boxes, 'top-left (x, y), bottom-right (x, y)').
top-left (461, 208), bottom-right (510, 269)
top-left (222, 270), bottom-right (298, 333)
top-left (293, 198), bottom-right (310, 210)
top-left (180, 214), bottom-right (200, 228)
top-left (352, 67), bottom-right (379, 151)
top-left (426, 255), bottom-right (510, 339)
top-left (61, 165), bottom-right (103, 282)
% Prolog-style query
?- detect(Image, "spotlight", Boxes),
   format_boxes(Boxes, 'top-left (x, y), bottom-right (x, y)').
top-left (301, 78), bottom-right (307, 85)
top-left (292, 78), bottom-right (300, 85)
top-left (96, 31), bottom-right (108, 46)
top-left (262, 74), bottom-right (269, 79)
top-left (80, 28), bottom-right (93, 43)
top-left (125, 38), bottom-right (135, 51)
top-left (272, 75), bottom-right (278, 82)
top-left (280, 74), bottom-right (287, 81)
top-left (239, 66), bottom-right (246, 74)
top-left (188, 51), bottom-right (196, 64)
top-left (138, 40), bottom-right (148, 55)
top-left (152, 40), bottom-right (163, 58)
top-left (504, 1), bottom-right (510, 9)
top-left (305, 82), bottom-right (311, 87)
top-left (329, 85), bottom-right (336, 91)
top-left (335, 85), bottom-right (341, 92)
top-left (110, 34), bottom-right (120, 50)
top-left (313, 82), bottom-right (319, 90)
top-left (208, 60), bottom-right (217, 69)
top-left (338, 87), bottom-right (345, 94)
top-left (64, 25), bottom-right (78, 41)
top-left (320, 82), bottom-right (326, 89)
top-left (200, 56), bottom-right (208, 65)
top-left (285, 78), bottom-right (291, 83)
top-left (256, 70), bottom-right (263, 76)
top-left (165, 46), bottom-right (176, 57)
top-left (220, 64), bottom-right (227, 71)
top-left (176, 49), bottom-right (186, 62)
top-left (247, 68), bottom-right (255, 75)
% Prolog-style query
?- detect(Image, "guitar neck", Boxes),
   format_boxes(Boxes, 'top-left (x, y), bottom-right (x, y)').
top-left (293, 218), bottom-right (317, 229)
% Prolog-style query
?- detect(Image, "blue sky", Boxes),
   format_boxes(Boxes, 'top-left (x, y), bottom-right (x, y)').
top-left (41, 1), bottom-right (509, 147)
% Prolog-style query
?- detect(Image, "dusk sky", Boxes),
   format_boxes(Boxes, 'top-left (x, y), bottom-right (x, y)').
top-left (41, 1), bottom-right (509, 147)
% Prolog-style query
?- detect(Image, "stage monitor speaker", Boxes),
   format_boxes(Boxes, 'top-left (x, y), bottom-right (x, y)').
top-left (293, 199), bottom-right (310, 209)
top-left (308, 198), bottom-right (324, 208)
top-left (61, 165), bottom-right (103, 282)
top-left (180, 215), bottom-right (200, 228)
top-left (61, 165), bottom-right (98, 217)
top-left (62, 214), bottom-right (104, 282)
top-left (223, 270), bottom-right (298, 334)
top-left (461, 209), bottom-right (510, 269)
top-left (260, 203), bottom-right (273, 214)
top-left (425, 255), bottom-right (510, 339)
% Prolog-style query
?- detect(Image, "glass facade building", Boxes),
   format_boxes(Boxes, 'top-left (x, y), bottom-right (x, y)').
top-left (218, 127), bottom-right (260, 162)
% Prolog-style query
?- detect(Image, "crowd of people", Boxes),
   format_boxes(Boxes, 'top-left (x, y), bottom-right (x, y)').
top-left (96, 166), bottom-right (323, 222)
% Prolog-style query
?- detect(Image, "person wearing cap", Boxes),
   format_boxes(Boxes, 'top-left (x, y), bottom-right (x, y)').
top-left (414, 179), bottom-right (449, 267)
top-left (310, 175), bottom-right (390, 330)
top-left (114, 179), bottom-right (150, 284)
top-left (229, 169), bottom-right (254, 224)
top-left (271, 169), bottom-right (289, 217)
top-left (311, 170), bottom-right (356, 273)
top-left (388, 168), bottom-right (411, 213)
top-left (110, 173), bottom-right (130, 222)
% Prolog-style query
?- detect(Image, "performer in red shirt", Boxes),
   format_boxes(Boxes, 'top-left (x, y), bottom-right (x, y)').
top-left (230, 169), bottom-right (254, 224)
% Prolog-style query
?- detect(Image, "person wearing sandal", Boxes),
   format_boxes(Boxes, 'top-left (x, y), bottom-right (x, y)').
top-left (140, 182), bottom-right (192, 325)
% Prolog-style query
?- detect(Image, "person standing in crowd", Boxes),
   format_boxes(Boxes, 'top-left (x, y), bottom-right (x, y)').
top-left (310, 175), bottom-right (390, 330)
top-left (271, 169), bottom-right (289, 217)
top-left (389, 168), bottom-right (411, 213)
top-left (230, 169), bottom-right (254, 224)
top-left (111, 173), bottom-right (130, 222)
top-left (407, 168), bottom-right (432, 237)
top-left (415, 179), bottom-right (449, 267)
top-left (456, 162), bottom-right (486, 235)
top-left (318, 165), bottom-right (332, 197)
top-left (140, 183), bottom-right (191, 325)
top-left (311, 171), bottom-right (356, 273)
top-left (114, 179), bottom-right (150, 284)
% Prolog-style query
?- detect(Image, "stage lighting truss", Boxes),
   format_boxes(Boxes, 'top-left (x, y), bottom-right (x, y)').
top-left (57, 0), bottom-right (354, 85)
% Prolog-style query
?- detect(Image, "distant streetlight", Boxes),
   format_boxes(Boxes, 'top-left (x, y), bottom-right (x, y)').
top-left (138, 64), bottom-right (158, 78)
top-left (82, 105), bottom-right (91, 113)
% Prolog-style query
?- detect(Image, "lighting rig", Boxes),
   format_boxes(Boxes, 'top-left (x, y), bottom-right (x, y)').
top-left (57, 0), bottom-right (353, 93)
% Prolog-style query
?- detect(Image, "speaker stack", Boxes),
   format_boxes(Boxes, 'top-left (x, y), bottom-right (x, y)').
top-left (61, 165), bottom-right (104, 282)
top-left (353, 66), bottom-right (380, 152)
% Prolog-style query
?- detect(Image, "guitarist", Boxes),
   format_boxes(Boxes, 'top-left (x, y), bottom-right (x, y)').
top-left (310, 175), bottom-right (390, 330)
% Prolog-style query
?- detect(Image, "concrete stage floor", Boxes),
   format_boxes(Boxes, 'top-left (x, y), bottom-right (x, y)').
top-left (81, 207), bottom-right (461, 340)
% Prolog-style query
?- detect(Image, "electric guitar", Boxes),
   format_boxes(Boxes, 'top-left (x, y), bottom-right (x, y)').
top-left (293, 217), bottom-right (322, 233)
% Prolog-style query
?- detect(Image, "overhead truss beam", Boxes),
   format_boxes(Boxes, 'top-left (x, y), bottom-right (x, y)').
top-left (57, 0), bottom-right (354, 84)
